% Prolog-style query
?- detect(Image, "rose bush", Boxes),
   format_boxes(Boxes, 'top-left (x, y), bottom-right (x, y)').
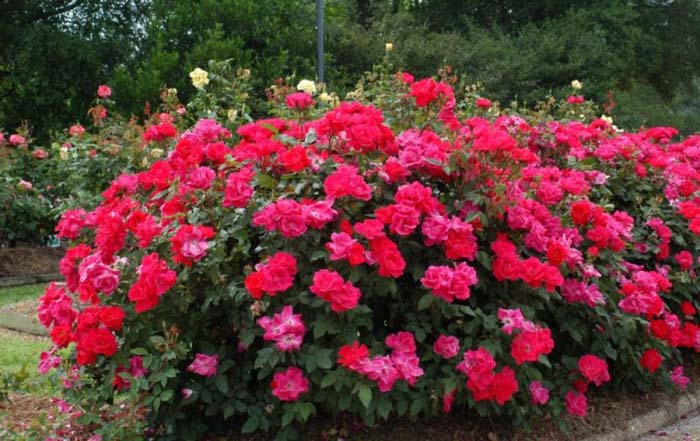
top-left (34, 66), bottom-right (700, 441)
top-left (0, 61), bottom-right (252, 247)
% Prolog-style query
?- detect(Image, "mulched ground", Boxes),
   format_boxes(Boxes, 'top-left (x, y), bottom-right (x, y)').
top-left (0, 392), bottom-right (55, 433)
top-left (214, 363), bottom-right (700, 441)
top-left (0, 247), bottom-right (63, 278)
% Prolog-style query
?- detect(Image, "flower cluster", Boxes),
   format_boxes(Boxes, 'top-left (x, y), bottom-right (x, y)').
top-left (339, 332), bottom-right (424, 392)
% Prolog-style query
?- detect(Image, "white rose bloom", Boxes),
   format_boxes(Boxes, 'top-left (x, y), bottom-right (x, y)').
top-left (385, 42), bottom-right (394, 52)
top-left (189, 68), bottom-right (209, 89)
top-left (601, 115), bottom-right (613, 125)
top-left (571, 80), bottom-right (583, 90)
top-left (296, 79), bottom-right (317, 95)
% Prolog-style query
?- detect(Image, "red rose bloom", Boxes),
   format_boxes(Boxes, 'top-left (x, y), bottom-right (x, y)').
top-left (640, 348), bottom-right (663, 373)
top-left (578, 354), bottom-right (610, 386)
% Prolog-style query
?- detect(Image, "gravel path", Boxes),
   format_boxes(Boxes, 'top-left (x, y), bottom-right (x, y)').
top-left (637, 411), bottom-right (700, 441)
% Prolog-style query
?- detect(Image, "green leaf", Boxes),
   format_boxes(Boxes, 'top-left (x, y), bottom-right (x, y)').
top-left (418, 294), bottom-right (433, 311)
top-left (320, 372), bottom-right (336, 388)
top-left (316, 350), bottom-right (333, 370)
top-left (297, 402), bottom-right (315, 422)
top-left (358, 384), bottom-right (372, 408)
top-left (281, 409), bottom-right (294, 427)
top-left (256, 174), bottom-right (276, 189)
top-left (214, 375), bottom-right (229, 395)
top-left (160, 389), bottom-right (173, 401)
top-left (377, 398), bottom-right (392, 420)
top-left (241, 416), bottom-right (260, 433)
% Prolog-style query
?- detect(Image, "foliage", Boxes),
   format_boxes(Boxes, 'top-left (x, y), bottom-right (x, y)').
top-left (2, 1), bottom-right (700, 141)
top-left (32, 65), bottom-right (700, 441)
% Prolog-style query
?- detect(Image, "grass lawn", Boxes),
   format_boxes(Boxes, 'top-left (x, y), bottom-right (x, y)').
top-left (0, 329), bottom-right (47, 376)
top-left (0, 284), bottom-right (45, 307)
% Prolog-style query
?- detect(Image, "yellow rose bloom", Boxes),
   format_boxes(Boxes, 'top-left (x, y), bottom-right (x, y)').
top-left (189, 68), bottom-right (210, 89)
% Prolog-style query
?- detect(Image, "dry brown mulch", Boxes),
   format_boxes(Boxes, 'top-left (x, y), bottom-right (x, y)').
top-left (0, 247), bottom-right (63, 278)
top-left (0, 393), bottom-right (54, 432)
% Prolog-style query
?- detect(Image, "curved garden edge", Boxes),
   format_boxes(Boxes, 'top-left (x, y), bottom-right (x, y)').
top-left (0, 310), bottom-right (48, 336)
top-left (0, 273), bottom-right (62, 289)
top-left (582, 384), bottom-right (700, 441)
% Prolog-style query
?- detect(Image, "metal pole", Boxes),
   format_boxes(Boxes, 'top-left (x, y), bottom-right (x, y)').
top-left (316, 0), bottom-right (325, 83)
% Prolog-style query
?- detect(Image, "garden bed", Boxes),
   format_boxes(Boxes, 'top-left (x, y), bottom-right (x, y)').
top-left (0, 247), bottom-right (63, 279)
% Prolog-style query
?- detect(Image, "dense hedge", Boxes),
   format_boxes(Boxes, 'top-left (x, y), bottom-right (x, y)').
top-left (28, 66), bottom-right (700, 440)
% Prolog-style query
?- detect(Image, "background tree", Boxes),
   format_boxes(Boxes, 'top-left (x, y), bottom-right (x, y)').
top-left (2, 0), bottom-right (700, 141)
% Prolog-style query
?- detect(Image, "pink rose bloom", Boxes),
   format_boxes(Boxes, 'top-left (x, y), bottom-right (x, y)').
top-left (18, 180), bottom-right (33, 190)
top-left (433, 335), bottom-right (460, 359)
top-left (421, 214), bottom-right (450, 246)
top-left (443, 388), bottom-right (457, 413)
top-left (223, 167), bottom-right (255, 208)
top-left (0, 132), bottom-right (4, 143)
top-left (97, 85), bottom-right (112, 99)
top-left (51, 398), bottom-right (73, 414)
top-left (476, 97), bottom-right (492, 109)
top-left (358, 355), bottom-right (399, 392)
top-left (565, 390), bottom-right (587, 417)
top-left (529, 381), bottom-right (550, 405)
top-left (33, 148), bottom-right (47, 159)
top-left (9, 134), bottom-right (26, 145)
top-left (38, 351), bottom-right (61, 374)
top-left (270, 366), bottom-right (309, 401)
top-left (187, 166), bottom-right (216, 190)
top-left (354, 219), bottom-right (385, 240)
top-left (181, 237), bottom-right (210, 261)
top-left (257, 305), bottom-right (306, 352)
top-left (181, 388), bottom-right (194, 399)
top-left (187, 353), bottom-right (218, 377)
top-left (497, 308), bottom-right (536, 335)
top-left (69, 124), bottom-right (86, 137)
top-left (130, 356), bottom-right (147, 378)
top-left (671, 366), bottom-right (690, 388)
top-left (78, 253), bottom-right (120, 295)
top-left (302, 200), bottom-right (337, 229)
top-left (285, 92), bottom-right (314, 110)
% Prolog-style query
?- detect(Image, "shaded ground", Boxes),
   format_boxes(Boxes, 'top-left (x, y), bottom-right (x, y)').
top-left (0, 247), bottom-right (63, 278)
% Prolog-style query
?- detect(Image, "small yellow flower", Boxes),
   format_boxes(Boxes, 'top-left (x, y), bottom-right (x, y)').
top-left (167, 88), bottom-right (178, 97)
top-left (59, 147), bottom-right (69, 160)
top-left (296, 79), bottom-right (317, 95)
top-left (150, 148), bottom-right (164, 159)
top-left (239, 68), bottom-right (251, 80)
top-left (189, 68), bottom-right (209, 89)
top-left (571, 80), bottom-right (583, 90)
top-left (385, 42), bottom-right (394, 52)
top-left (227, 109), bottom-right (238, 121)
top-left (601, 115), bottom-right (613, 125)
top-left (141, 157), bottom-right (150, 167)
